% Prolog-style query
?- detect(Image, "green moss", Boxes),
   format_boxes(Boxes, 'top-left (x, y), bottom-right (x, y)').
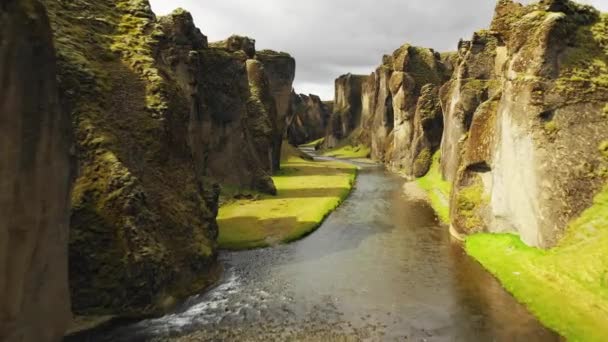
top-left (416, 151), bottom-right (451, 223)
top-left (603, 104), bottom-right (608, 118)
top-left (323, 144), bottom-right (371, 159)
top-left (300, 137), bottom-right (325, 148)
top-left (599, 140), bottom-right (608, 158)
top-left (544, 120), bottom-right (560, 134)
top-left (456, 180), bottom-right (487, 231)
top-left (218, 146), bottom-right (357, 250)
top-left (413, 148), bottom-right (432, 176)
top-left (466, 182), bottom-right (608, 341)
top-left (556, 13), bottom-right (608, 94)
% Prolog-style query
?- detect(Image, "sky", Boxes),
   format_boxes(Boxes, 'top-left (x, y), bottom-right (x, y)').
top-left (150, 0), bottom-right (608, 100)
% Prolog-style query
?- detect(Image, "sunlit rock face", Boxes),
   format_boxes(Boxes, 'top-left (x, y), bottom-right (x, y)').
top-left (443, 0), bottom-right (608, 247)
top-left (0, 0), bottom-right (73, 340)
top-left (286, 92), bottom-right (332, 146)
top-left (331, 45), bottom-right (451, 176)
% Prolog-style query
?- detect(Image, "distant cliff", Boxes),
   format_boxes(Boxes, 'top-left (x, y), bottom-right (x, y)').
top-left (286, 92), bottom-right (332, 146)
top-left (317, 0), bottom-right (607, 248)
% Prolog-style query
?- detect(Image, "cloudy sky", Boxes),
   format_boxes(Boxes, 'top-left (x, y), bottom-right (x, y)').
top-left (150, 0), bottom-right (608, 100)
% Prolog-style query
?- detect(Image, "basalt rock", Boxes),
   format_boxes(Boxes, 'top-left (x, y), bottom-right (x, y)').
top-left (256, 50), bottom-right (296, 170)
top-left (444, 0), bottom-right (608, 247)
top-left (0, 0), bottom-right (73, 340)
top-left (323, 74), bottom-right (369, 148)
top-left (343, 44), bottom-right (451, 175)
top-left (286, 92), bottom-right (332, 146)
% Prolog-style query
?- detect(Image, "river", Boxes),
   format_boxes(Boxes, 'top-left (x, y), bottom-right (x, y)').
top-left (71, 153), bottom-right (560, 341)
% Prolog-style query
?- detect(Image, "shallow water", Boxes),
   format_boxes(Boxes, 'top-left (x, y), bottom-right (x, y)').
top-left (74, 155), bottom-right (561, 341)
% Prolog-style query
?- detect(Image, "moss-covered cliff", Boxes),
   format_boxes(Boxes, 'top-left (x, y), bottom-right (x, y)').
top-left (42, 0), bottom-right (295, 317)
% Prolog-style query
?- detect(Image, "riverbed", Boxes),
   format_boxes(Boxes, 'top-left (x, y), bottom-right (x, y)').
top-left (74, 155), bottom-right (560, 341)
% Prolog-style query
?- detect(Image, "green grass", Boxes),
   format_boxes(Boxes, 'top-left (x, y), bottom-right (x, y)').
top-left (466, 183), bottom-right (608, 341)
top-left (217, 145), bottom-right (357, 249)
top-left (416, 151), bottom-right (451, 223)
top-left (300, 137), bottom-right (325, 148)
top-left (322, 144), bottom-right (371, 159)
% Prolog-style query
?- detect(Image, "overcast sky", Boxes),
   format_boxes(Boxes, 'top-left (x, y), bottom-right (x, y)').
top-left (150, 0), bottom-right (608, 100)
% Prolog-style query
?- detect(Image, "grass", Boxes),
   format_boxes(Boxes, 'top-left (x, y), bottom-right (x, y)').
top-left (416, 151), bottom-right (451, 223)
top-left (300, 137), bottom-right (325, 148)
top-left (466, 183), bottom-right (608, 341)
top-left (322, 144), bottom-right (371, 159)
top-left (217, 145), bottom-right (357, 249)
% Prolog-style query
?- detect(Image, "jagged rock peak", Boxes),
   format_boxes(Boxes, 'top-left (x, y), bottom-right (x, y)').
top-left (158, 8), bottom-right (208, 49)
top-left (209, 35), bottom-right (256, 58)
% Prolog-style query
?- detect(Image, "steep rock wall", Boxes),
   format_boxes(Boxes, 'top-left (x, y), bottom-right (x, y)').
top-left (445, 0), bottom-right (608, 247)
top-left (286, 93), bottom-right (331, 146)
top-left (324, 74), bottom-right (368, 148)
top-left (42, 0), bottom-right (294, 317)
top-left (0, 0), bottom-right (73, 340)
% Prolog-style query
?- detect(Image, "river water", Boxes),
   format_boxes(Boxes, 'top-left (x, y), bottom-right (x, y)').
top-left (74, 155), bottom-right (560, 341)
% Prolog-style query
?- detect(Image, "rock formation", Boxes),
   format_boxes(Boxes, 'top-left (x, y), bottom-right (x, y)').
top-left (0, 0), bottom-right (73, 340)
top-left (324, 74), bottom-right (369, 148)
top-left (444, 0), bottom-right (608, 247)
top-left (41, 0), bottom-right (295, 317)
top-left (322, 0), bottom-right (607, 249)
top-left (286, 92), bottom-right (332, 146)
top-left (325, 45), bottom-right (451, 176)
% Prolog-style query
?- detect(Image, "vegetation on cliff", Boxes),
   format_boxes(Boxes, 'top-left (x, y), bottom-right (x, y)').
top-left (218, 144), bottom-right (357, 249)
top-left (416, 152), bottom-right (451, 224)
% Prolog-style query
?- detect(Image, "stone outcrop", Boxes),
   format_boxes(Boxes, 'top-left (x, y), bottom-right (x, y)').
top-left (256, 50), bottom-right (296, 170)
top-left (0, 0), bottom-right (73, 340)
top-left (444, 0), bottom-right (608, 247)
top-left (42, 0), bottom-right (294, 318)
top-left (286, 92), bottom-right (332, 146)
top-left (327, 45), bottom-right (451, 176)
top-left (323, 74), bottom-right (368, 148)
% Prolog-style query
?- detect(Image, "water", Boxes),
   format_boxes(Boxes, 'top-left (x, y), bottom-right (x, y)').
top-left (72, 155), bottom-right (560, 341)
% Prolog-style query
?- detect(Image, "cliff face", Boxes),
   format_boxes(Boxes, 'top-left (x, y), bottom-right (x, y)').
top-left (324, 74), bottom-right (368, 148)
top-left (329, 45), bottom-right (450, 176)
top-left (286, 93), bottom-right (332, 146)
top-left (0, 0), bottom-right (73, 340)
top-left (42, 0), bottom-right (294, 317)
top-left (444, 0), bottom-right (608, 247)
top-left (319, 0), bottom-right (607, 249)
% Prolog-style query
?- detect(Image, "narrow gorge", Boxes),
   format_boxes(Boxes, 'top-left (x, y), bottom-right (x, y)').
top-left (0, 0), bottom-right (607, 341)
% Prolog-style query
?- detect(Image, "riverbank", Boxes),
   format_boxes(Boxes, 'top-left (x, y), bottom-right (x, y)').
top-left (415, 152), bottom-right (451, 224)
top-left (217, 144), bottom-right (357, 250)
top-left (466, 184), bottom-right (608, 341)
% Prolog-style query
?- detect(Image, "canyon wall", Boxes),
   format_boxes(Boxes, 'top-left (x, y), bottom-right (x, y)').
top-left (444, 0), bottom-right (608, 247)
top-left (42, 0), bottom-right (295, 317)
top-left (286, 93), bottom-right (332, 146)
top-left (317, 0), bottom-right (607, 248)
top-left (0, 0), bottom-right (73, 340)
top-left (325, 45), bottom-right (452, 176)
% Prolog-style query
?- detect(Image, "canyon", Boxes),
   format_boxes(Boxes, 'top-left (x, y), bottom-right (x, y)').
top-left (0, 0), bottom-right (607, 340)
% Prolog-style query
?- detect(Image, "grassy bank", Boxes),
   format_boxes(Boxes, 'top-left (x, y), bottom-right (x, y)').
top-left (322, 144), bottom-right (371, 159)
top-left (217, 145), bottom-right (357, 250)
top-left (300, 137), bottom-right (324, 148)
top-left (466, 183), bottom-right (608, 341)
top-left (416, 151), bottom-right (451, 223)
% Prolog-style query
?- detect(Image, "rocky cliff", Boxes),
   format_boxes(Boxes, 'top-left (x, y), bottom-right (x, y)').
top-left (325, 45), bottom-right (451, 176)
top-left (0, 0), bottom-right (73, 340)
top-left (286, 92), bottom-right (332, 146)
top-left (320, 0), bottom-right (607, 248)
top-left (444, 0), bottom-right (608, 247)
top-left (323, 74), bottom-right (369, 148)
top-left (42, 0), bottom-right (295, 317)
